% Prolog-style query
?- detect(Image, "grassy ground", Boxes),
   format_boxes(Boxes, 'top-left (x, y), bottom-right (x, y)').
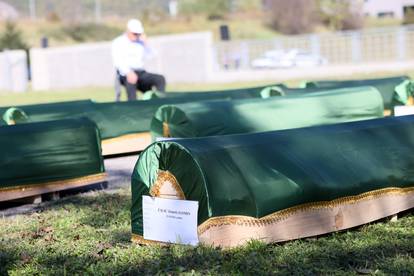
top-left (1, 186), bottom-right (413, 275)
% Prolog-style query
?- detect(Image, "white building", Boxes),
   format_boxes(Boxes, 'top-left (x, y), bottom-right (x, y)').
top-left (363, 0), bottom-right (414, 19)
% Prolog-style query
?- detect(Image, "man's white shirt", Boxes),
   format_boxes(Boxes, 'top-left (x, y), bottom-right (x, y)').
top-left (111, 34), bottom-right (153, 76)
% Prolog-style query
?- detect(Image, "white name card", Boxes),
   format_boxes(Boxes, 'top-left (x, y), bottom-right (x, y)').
top-left (394, 105), bottom-right (414, 116)
top-left (142, 195), bottom-right (199, 245)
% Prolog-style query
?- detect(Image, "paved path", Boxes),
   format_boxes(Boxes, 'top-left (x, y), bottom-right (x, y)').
top-left (0, 155), bottom-right (139, 217)
top-left (104, 155), bottom-right (139, 190)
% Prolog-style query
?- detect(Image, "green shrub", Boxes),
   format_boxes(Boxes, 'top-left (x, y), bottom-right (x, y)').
top-left (179, 0), bottom-right (231, 20)
top-left (403, 7), bottom-right (414, 25)
top-left (0, 21), bottom-right (29, 51)
top-left (60, 23), bottom-right (123, 42)
top-left (266, 0), bottom-right (318, 34)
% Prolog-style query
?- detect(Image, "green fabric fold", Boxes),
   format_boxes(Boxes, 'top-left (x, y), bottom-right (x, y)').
top-left (394, 80), bottom-right (414, 105)
top-left (260, 86), bottom-right (285, 98)
top-left (2, 107), bottom-right (29, 125)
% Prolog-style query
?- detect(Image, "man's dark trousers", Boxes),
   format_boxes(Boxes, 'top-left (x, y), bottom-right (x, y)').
top-left (120, 70), bottom-right (166, 101)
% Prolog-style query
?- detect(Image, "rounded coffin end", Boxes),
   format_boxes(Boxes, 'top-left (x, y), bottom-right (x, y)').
top-left (150, 105), bottom-right (197, 139)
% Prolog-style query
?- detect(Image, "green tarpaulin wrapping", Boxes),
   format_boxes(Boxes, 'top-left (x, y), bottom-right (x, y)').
top-left (0, 118), bottom-right (105, 190)
top-left (300, 76), bottom-right (413, 109)
top-left (131, 115), bottom-right (414, 244)
top-left (0, 85), bottom-right (282, 140)
top-left (151, 86), bottom-right (384, 139)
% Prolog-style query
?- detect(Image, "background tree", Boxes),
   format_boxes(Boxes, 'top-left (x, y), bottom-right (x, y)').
top-left (0, 21), bottom-right (29, 51)
top-left (266, 0), bottom-right (319, 34)
top-left (317, 0), bottom-right (363, 31)
top-left (265, 0), bottom-right (363, 35)
top-left (178, 0), bottom-right (231, 20)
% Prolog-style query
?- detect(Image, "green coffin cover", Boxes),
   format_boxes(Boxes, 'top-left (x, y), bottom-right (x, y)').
top-left (301, 76), bottom-right (413, 109)
top-left (0, 118), bottom-right (105, 189)
top-left (0, 100), bottom-right (96, 123)
top-left (0, 99), bottom-right (205, 139)
top-left (142, 84), bottom-right (282, 100)
top-left (131, 115), bottom-right (414, 236)
top-left (151, 86), bottom-right (384, 139)
top-left (0, 84), bottom-right (281, 140)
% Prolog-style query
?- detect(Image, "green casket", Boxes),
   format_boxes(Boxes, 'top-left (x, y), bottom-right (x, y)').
top-left (300, 76), bottom-right (413, 110)
top-left (143, 84), bottom-right (282, 100)
top-left (0, 85), bottom-right (283, 155)
top-left (151, 86), bottom-right (384, 139)
top-left (0, 83), bottom-right (281, 131)
top-left (131, 115), bottom-right (414, 247)
top-left (0, 118), bottom-right (106, 201)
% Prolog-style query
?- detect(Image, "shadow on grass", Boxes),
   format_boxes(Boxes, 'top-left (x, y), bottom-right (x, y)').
top-left (0, 247), bottom-right (19, 275)
top-left (1, 188), bottom-right (413, 274)
top-left (88, 210), bottom-right (413, 274)
top-left (1, 213), bottom-right (413, 274)
top-left (118, 228), bottom-right (414, 275)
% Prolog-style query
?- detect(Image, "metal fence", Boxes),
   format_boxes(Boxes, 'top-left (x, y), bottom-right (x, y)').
top-left (1, 0), bottom-right (172, 22)
top-left (214, 25), bottom-right (414, 71)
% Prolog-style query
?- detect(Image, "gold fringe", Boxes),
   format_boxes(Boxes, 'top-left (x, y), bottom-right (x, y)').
top-left (162, 122), bottom-right (171, 137)
top-left (149, 170), bottom-right (186, 200)
top-left (383, 109), bottom-right (392, 117)
top-left (131, 233), bottom-right (170, 246)
top-left (132, 186), bottom-right (414, 245)
top-left (0, 172), bottom-right (107, 192)
top-left (197, 187), bottom-right (414, 235)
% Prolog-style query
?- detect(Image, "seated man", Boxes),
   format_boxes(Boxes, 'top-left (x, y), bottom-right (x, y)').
top-left (112, 19), bottom-right (166, 101)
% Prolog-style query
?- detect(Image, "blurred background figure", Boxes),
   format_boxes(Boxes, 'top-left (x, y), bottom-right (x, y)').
top-left (112, 19), bottom-right (166, 101)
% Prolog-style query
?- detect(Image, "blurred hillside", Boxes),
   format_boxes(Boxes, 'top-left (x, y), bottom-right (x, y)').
top-left (0, 0), bottom-right (404, 49)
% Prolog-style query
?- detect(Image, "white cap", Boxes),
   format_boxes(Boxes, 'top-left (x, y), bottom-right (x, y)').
top-left (127, 19), bottom-right (144, 34)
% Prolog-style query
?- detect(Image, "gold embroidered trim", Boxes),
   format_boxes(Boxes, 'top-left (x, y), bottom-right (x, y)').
top-left (131, 233), bottom-right (170, 246)
top-left (149, 170), bottom-right (185, 200)
top-left (162, 122), bottom-right (171, 137)
top-left (383, 109), bottom-right (391, 117)
top-left (197, 187), bottom-right (414, 235)
top-left (0, 172), bottom-right (107, 192)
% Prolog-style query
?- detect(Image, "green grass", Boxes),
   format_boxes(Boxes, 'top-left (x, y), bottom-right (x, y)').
top-left (1, 186), bottom-right (413, 275)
